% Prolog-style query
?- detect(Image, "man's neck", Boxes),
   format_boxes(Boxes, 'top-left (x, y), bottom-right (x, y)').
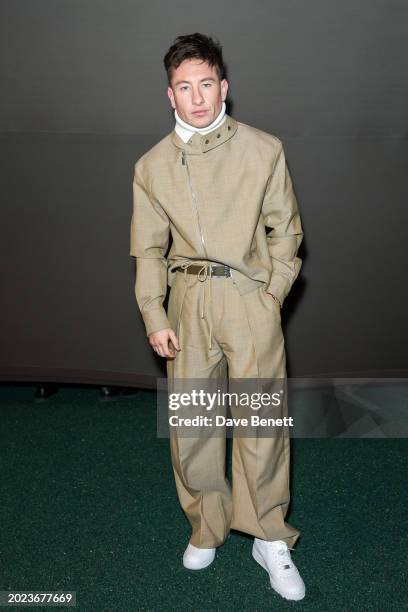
top-left (174, 102), bottom-right (226, 143)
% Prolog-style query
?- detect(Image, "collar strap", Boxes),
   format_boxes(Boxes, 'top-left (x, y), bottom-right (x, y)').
top-left (171, 114), bottom-right (238, 154)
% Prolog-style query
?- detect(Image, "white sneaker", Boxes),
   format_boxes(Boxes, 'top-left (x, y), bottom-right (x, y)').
top-left (183, 543), bottom-right (216, 570)
top-left (252, 538), bottom-right (306, 601)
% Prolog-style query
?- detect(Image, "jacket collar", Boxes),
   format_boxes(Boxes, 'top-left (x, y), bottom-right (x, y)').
top-left (170, 113), bottom-right (238, 154)
top-left (174, 101), bottom-right (227, 142)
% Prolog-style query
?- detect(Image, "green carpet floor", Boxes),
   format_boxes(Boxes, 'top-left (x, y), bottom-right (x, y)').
top-left (0, 384), bottom-right (406, 611)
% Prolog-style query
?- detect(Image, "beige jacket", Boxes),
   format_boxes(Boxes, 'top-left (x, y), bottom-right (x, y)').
top-left (130, 114), bottom-right (303, 337)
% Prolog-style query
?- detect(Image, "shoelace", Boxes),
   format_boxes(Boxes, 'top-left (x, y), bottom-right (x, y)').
top-left (264, 542), bottom-right (295, 574)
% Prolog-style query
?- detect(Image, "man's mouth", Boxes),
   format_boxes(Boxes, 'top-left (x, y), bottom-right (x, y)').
top-left (192, 110), bottom-right (208, 115)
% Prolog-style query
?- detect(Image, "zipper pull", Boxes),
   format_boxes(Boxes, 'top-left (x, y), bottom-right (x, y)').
top-left (181, 150), bottom-right (186, 166)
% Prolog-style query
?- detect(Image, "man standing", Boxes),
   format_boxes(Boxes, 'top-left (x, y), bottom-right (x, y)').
top-left (130, 33), bottom-right (305, 601)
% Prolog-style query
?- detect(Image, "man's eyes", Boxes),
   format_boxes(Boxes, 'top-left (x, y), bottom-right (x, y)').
top-left (180, 83), bottom-right (212, 91)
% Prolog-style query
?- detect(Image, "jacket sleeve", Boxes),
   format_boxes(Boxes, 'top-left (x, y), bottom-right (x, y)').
top-left (130, 161), bottom-right (171, 337)
top-left (261, 141), bottom-right (304, 307)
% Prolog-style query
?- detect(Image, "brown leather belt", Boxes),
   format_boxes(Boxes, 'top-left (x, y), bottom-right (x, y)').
top-left (175, 263), bottom-right (231, 277)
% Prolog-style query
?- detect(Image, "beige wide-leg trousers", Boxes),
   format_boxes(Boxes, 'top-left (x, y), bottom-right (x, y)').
top-left (166, 264), bottom-right (300, 550)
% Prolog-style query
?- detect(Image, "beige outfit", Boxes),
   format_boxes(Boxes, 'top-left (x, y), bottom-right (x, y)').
top-left (130, 114), bottom-right (303, 549)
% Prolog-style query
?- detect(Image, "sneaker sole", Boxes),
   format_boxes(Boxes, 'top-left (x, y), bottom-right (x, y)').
top-left (252, 544), bottom-right (305, 601)
top-left (183, 555), bottom-right (215, 570)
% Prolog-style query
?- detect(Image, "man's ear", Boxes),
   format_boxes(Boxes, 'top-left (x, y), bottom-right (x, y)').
top-left (221, 79), bottom-right (229, 101)
top-left (167, 86), bottom-right (175, 109)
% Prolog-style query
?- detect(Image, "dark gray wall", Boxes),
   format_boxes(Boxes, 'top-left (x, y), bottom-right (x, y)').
top-left (1, 0), bottom-right (407, 386)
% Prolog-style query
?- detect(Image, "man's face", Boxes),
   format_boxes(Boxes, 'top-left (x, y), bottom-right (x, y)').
top-left (167, 58), bottom-right (228, 128)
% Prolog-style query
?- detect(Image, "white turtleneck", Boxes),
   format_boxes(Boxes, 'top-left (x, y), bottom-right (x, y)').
top-left (174, 101), bottom-right (226, 143)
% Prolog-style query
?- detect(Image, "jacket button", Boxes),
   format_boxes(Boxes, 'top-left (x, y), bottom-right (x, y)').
top-left (205, 139), bottom-right (209, 144)
top-left (217, 133), bottom-right (221, 138)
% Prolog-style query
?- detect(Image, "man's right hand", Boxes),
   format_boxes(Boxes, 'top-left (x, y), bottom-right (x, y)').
top-left (148, 328), bottom-right (181, 359)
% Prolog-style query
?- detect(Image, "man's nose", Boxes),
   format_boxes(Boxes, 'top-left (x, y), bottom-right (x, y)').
top-left (192, 87), bottom-right (204, 105)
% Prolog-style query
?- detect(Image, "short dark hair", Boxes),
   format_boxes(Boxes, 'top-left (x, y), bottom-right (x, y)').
top-left (163, 32), bottom-right (226, 85)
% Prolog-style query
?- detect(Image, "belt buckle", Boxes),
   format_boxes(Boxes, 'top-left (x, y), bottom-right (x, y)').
top-left (210, 264), bottom-right (229, 277)
top-left (222, 264), bottom-right (230, 277)
top-left (209, 263), bottom-right (223, 277)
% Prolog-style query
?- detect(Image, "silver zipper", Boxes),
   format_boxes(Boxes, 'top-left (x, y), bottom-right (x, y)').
top-left (182, 150), bottom-right (208, 259)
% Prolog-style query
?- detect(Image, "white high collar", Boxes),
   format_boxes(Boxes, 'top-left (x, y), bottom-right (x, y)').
top-left (174, 102), bottom-right (226, 143)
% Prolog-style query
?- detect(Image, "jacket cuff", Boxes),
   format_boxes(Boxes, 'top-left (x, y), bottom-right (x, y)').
top-left (142, 307), bottom-right (171, 337)
top-left (266, 274), bottom-right (291, 307)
